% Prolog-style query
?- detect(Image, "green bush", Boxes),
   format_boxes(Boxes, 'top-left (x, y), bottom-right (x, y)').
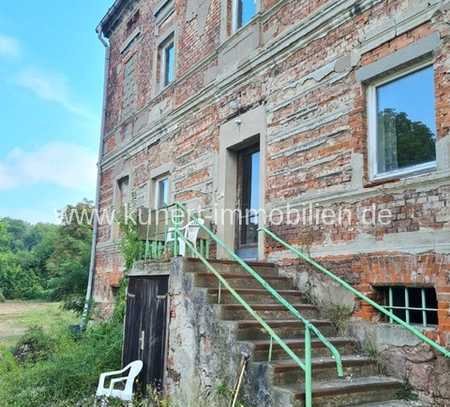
top-left (61, 294), bottom-right (86, 315)
top-left (0, 319), bottom-right (123, 407)
top-left (0, 290), bottom-right (5, 302)
top-left (13, 326), bottom-right (56, 364)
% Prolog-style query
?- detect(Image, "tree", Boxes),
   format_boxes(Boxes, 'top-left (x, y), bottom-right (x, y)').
top-left (378, 109), bottom-right (436, 171)
top-left (0, 200), bottom-right (93, 305)
top-left (46, 200), bottom-right (94, 310)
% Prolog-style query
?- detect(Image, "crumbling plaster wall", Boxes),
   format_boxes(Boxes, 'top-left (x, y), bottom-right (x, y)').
top-left (165, 258), bottom-right (272, 406)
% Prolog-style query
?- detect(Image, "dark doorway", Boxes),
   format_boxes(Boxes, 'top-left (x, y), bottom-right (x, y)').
top-left (236, 144), bottom-right (260, 260)
top-left (123, 276), bottom-right (169, 392)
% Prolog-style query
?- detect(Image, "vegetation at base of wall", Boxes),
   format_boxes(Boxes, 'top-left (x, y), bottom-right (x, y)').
top-left (0, 315), bottom-right (123, 407)
top-left (395, 380), bottom-right (419, 401)
top-left (322, 304), bottom-right (353, 336)
top-left (118, 210), bottom-right (145, 270)
top-left (0, 214), bottom-right (133, 407)
top-left (0, 200), bottom-right (93, 312)
top-left (116, 383), bottom-right (250, 407)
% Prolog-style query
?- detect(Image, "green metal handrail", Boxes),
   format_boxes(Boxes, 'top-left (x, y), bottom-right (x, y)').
top-left (260, 226), bottom-right (450, 359)
top-left (170, 210), bottom-right (313, 407)
top-left (171, 203), bottom-right (345, 406)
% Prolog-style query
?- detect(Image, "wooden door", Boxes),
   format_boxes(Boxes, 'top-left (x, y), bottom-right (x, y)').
top-left (123, 276), bottom-right (169, 392)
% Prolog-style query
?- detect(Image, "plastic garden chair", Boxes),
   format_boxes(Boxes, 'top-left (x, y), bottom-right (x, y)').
top-left (95, 360), bottom-right (143, 406)
top-left (167, 219), bottom-right (205, 256)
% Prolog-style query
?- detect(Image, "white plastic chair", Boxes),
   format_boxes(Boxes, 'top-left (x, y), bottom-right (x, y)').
top-left (167, 219), bottom-right (205, 257)
top-left (95, 360), bottom-right (143, 406)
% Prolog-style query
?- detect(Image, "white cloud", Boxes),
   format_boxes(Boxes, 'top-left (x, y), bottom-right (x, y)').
top-left (0, 142), bottom-right (97, 191)
top-left (0, 34), bottom-right (21, 58)
top-left (0, 163), bottom-right (16, 189)
top-left (16, 69), bottom-right (97, 121)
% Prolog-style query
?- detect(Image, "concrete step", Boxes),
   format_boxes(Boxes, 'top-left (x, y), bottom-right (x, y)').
top-left (275, 376), bottom-right (403, 407)
top-left (354, 401), bottom-right (424, 407)
top-left (271, 355), bottom-right (378, 385)
top-left (236, 319), bottom-right (336, 340)
top-left (220, 303), bottom-right (320, 320)
top-left (207, 288), bottom-right (305, 305)
top-left (247, 336), bottom-right (358, 361)
top-left (194, 272), bottom-right (294, 290)
top-left (186, 258), bottom-right (279, 277)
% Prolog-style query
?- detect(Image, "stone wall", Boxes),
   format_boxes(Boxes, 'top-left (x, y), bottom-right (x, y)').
top-left (349, 320), bottom-right (450, 406)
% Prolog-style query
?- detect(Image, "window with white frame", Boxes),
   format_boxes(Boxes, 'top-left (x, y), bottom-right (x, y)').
top-left (155, 177), bottom-right (169, 209)
top-left (368, 64), bottom-right (437, 179)
top-left (160, 35), bottom-right (175, 87)
top-left (233, 0), bottom-right (257, 31)
top-left (376, 286), bottom-right (438, 327)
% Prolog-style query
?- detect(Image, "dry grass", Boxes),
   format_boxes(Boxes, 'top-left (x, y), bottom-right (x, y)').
top-left (0, 301), bottom-right (77, 348)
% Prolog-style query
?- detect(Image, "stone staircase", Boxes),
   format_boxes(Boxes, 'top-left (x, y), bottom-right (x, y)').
top-left (186, 258), bottom-right (419, 407)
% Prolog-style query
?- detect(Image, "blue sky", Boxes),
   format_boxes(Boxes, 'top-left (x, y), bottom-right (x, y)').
top-left (0, 1), bottom-right (112, 223)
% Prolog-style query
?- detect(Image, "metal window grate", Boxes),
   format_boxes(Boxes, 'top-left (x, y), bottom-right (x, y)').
top-left (378, 286), bottom-right (438, 327)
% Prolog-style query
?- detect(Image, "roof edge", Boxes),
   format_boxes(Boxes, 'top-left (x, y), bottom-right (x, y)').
top-left (97, 0), bottom-right (131, 37)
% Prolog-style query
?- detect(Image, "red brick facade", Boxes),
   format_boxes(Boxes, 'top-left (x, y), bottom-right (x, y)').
top-left (94, 0), bottom-right (450, 346)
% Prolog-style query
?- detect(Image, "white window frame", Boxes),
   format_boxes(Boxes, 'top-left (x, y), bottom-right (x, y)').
top-left (160, 35), bottom-right (175, 88)
top-left (367, 61), bottom-right (437, 181)
top-left (232, 0), bottom-right (258, 33)
top-left (155, 176), bottom-right (170, 209)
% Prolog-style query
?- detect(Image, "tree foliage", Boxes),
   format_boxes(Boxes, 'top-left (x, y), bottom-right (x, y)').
top-left (378, 108), bottom-right (436, 170)
top-left (0, 200), bottom-right (94, 310)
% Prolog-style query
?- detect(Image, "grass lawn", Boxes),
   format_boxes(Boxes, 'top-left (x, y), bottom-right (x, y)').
top-left (0, 301), bottom-right (78, 348)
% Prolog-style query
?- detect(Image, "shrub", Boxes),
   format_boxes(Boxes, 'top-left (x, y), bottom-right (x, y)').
top-left (61, 294), bottom-right (86, 315)
top-left (0, 290), bottom-right (5, 302)
top-left (0, 319), bottom-right (123, 407)
top-left (13, 326), bottom-right (55, 364)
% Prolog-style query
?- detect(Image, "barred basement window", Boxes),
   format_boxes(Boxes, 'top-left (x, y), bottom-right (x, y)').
top-left (377, 286), bottom-right (438, 327)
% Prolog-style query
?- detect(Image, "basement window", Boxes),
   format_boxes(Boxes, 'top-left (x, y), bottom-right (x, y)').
top-left (233, 0), bottom-right (257, 31)
top-left (368, 63), bottom-right (437, 180)
top-left (376, 286), bottom-right (438, 327)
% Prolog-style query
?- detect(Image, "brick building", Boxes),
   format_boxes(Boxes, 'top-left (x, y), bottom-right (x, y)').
top-left (93, 0), bottom-right (450, 405)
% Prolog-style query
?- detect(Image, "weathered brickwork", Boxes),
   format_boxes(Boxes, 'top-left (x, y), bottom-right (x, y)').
top-left (94, 0), bottom-right (450, 401)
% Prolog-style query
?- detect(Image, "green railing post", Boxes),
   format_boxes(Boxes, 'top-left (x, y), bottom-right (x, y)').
top-left (304, 325), bottom-right (312, 407)
top-left (260, 226), bottom-right (450, 359)
top-left (172, 226), bottom-right (307, 372)
top-left (268, 336), bottom-right (273, 362)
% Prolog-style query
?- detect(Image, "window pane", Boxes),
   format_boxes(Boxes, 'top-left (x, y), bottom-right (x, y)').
top-left (118, 176), bottom-right (130, 208)
top-left (157, 178), bottom-right (169, 208)
top-left (237, 0), bottom-right (256, 29)
top-left (164, 42), bottom-right (175, 86)
top-left (408, 288), bottom-right (423, 324)
top-left (376, 66), bottom-right (436, 174)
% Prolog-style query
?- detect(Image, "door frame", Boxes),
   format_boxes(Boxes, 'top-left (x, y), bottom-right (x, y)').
top-left (235, 144), bottom-right (260, 259)
top-left (217, 106), bottom-right (267, 261)
top-left (122, 275), bottom-right (170, 393)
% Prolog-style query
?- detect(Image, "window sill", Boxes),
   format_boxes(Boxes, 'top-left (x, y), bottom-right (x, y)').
top-left (369, 162), bottom-right (437, 184)
top-left (222, 15), bottom-right (259, 50)
top-left (232, 15), bottom-right (257, 36)
top-left (154, 80), bottom-right (176, 99)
